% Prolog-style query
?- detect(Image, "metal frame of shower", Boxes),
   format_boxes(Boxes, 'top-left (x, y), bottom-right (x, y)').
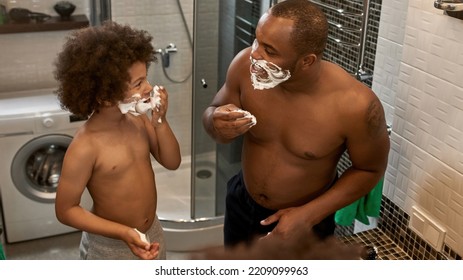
top-left (311, 0), bottom-right (372, 81)
top-left (89, 0), bottom-right (112, 26)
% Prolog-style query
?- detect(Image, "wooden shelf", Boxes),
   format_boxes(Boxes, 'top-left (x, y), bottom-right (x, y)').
top-left (0, 14), bottom-right (89, 34)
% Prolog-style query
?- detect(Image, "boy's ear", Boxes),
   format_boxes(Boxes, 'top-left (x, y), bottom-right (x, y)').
top-left (96, 97), bottom-right (112, 107)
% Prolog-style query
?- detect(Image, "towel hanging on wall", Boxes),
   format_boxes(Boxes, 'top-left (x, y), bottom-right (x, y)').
top-left (334, 177), bottom-right (384, 226)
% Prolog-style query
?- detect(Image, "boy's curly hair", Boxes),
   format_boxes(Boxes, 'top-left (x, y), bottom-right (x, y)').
top-left (54, 21), bottom-right (156, 118)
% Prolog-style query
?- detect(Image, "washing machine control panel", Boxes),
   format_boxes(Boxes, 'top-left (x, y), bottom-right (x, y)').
top-left (0, 116), bottom-right (35, 136)
top-left (42, 117), bottom-right (55, 128)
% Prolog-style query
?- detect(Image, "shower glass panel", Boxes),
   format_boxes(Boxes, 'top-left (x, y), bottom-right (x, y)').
top-left (108, 0), bottom-right (224, 232)
top-left (89, 0), bottom-right (111, 26)
top-left (191, 0), bottom-right (221, 220)
top-left (103, 0), bottom-right (272, 250)
top-left (209, 0), bottom-right (273, 220)
top-left (192, 0), bottom-right (273, 220)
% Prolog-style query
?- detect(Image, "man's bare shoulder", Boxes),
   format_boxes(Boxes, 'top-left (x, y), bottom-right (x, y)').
top-left (229, 47), bottom-right (252, 78)
top-left (322, 63), bottom-right (378, 108)
top-left (340, 82), bottom-right (386, 140)
top-left (321, 62), bottom-right (386, 136)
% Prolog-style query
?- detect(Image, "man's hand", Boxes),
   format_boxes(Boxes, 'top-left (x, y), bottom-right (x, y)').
top-left (260, 206), bottom-right (313, 241)
top-left (211, 104), bottom-right (256, 140)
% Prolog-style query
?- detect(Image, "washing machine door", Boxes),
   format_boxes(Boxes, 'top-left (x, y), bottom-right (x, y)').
top-left (11, 134), bottom-right (71, 203)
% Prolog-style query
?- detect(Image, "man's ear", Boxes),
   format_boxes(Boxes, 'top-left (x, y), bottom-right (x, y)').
top-left (302, 54), bottom-right (318, 68)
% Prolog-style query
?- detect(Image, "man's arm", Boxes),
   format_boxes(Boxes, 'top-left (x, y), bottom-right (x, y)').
top-left (262, 86), bottom-right (390, 238)
top-left (202, 48), bottom-right (254, 143)
top-left (306, 93), bottom-right (389, 224)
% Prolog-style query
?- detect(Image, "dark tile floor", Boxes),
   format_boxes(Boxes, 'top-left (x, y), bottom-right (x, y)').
top-left (4, 231), bottom-right (81, 260)
top-left (341, 228), bottom-right (411, 260)
top-left (2, 226), bottom-right (411, 260)
top-left (2, 231), bottom-right (190, 260)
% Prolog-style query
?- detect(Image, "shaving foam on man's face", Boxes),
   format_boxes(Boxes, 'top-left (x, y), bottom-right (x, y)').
top-left (250, 40), bottom-right (291, 90)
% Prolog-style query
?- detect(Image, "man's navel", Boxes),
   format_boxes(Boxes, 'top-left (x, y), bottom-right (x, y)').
top-left (257, 193), bottom-right (269, 203)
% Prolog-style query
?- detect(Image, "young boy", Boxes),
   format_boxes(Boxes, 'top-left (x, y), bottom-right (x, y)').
top-left (54, 22), bottom-right (181, 260)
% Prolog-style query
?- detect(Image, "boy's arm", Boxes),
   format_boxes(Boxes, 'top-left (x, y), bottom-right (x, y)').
top-left (55, 138), bottom-right (158, 259)
top-left (144, 86), bottom-right (181, 170)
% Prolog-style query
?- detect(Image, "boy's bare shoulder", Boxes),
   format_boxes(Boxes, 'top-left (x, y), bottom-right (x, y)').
top-left (67, 124), bottom-right (98, 154)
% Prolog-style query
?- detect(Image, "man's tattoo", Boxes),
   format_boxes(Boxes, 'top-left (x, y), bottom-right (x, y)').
top-left (366, 100), bottom-right (384, 137)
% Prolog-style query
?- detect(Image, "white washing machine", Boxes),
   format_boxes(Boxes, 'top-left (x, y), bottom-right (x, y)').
top-left (0, 89), bottom-right (93, 243)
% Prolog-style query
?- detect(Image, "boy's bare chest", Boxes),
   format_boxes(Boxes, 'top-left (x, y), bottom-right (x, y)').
top-left (92, 127), bottom-right (150, 174)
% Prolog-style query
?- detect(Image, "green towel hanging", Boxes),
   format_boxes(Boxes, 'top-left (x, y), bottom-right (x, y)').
top-left (335, 177), bottom-right (384, 226)
top-left (0, 243), bottom-right (5, 260)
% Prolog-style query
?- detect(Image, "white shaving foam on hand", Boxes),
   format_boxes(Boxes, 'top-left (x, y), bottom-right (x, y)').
top-left (234, 109), bottom-right (257, 127)
top-left (152, 86), bottom-right (162, 123)
top-left (134, 228), bottom-right (150, 245)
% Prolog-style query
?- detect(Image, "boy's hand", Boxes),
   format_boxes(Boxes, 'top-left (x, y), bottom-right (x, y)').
top-left (130, 242), bottom-right (160, 260)
top-left (127, 228), bottom-right (160, 260)
top-left (151, 85), bottom-right (168, 126)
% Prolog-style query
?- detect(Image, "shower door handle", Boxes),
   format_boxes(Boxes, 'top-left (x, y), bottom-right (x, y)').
top-left (201, 78), bottom-right (208, 88)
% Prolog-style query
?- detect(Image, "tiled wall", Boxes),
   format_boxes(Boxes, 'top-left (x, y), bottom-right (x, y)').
top-left (321, 0), bottom-right (463, 259)
top-left (379, 197), bottom-right (461, 260)
top-left (0, 0), bottom-right (214, 158)
top-left (112, 0), bottom-right (221, 157)
top-left (0, 0), bottom-right (90, 93)
top-left (111, 0), bottom-right (195, 157)
top-left (373, 0), bottom-right (463, 257)
top-left (320, 0), bottom-right (382, 87)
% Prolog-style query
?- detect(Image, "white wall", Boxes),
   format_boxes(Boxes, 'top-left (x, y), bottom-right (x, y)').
top-left (0, 0), bottom-right (90, 93)
top-left (0, 0), bottom-right (205, 158)
top-left (111, 0), bottom-right (219, 158)
top-left (373, 0), bottom-right (463, 256)
top-left (111, 0), bottom-right (195, 157)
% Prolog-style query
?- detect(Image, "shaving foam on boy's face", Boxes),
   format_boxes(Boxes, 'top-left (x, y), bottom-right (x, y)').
top-left (118, 86), bottom-right (162, 117)
top-left (249, 40), bottom-right (291, 90)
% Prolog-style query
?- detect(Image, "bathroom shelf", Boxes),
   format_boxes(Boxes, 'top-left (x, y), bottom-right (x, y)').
top-left (0, 14), bottom-right (89, 34)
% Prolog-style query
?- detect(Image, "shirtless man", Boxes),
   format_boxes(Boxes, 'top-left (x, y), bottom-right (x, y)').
top-left (202, 0), bottom-right (390, 246)
top-left (54, 22), bottom-right (181, 259)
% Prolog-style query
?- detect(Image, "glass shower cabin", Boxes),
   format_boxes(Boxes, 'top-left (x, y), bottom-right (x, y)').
top-left (104, 0), bottom-right (271, 251)
top-left (159, 0), bottom-right (225, 252)
top-left (105, 0), bottom-right (224, 252)
top-left (177, 0), bottom-right (272, 251)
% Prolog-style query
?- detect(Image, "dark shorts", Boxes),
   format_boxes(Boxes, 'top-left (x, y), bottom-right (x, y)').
top-left (224, 170), bottom-right (336, 247)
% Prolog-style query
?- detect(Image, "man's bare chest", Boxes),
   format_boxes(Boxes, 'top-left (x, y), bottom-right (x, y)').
top-left (242, 90), bottom-right (345, 156)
